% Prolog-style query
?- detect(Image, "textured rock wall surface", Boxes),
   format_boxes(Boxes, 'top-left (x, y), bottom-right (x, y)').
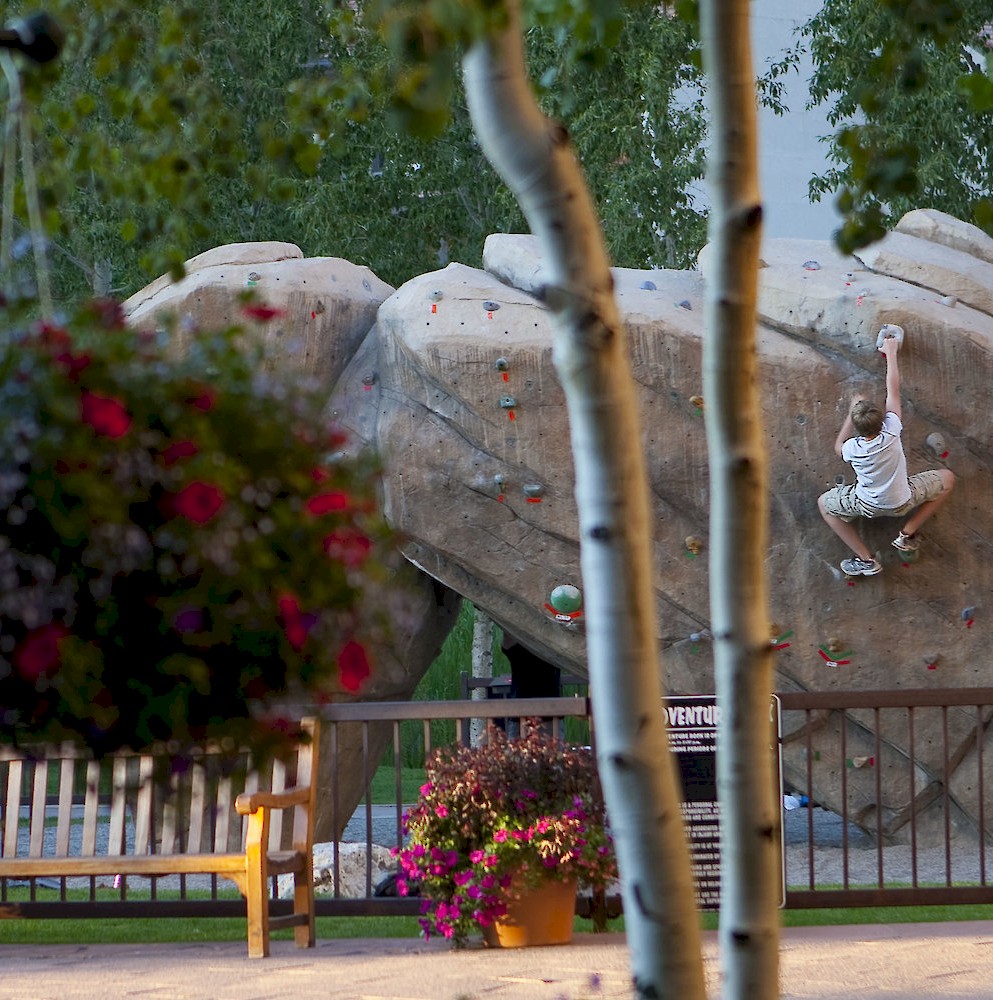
top-left (374, 212), bottom-right (993, 842)
top-left (126, 213), bottom-right (993, 842)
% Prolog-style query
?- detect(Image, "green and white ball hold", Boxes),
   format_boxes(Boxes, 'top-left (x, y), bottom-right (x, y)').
top-left (549, 585), bottom-right (582, 614)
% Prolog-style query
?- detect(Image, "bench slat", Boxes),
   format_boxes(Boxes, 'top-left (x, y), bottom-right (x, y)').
top-left (55, 758), bottom-right (75, 857)
top-left (81, 759), bottom-right (100, 856)
top-left (160, 769), bottom-right (179, 856)
top-left (214, 772), bottom-right (233, 853)
top-left (268, 759), bottom-right (287, 853)
top-left (29, 760), bottom-right (48, 857)
top-left (108, 757), bottom-right (128, 856)
top-left (187, 760), bottom-right (207, 853)
top-left (3, 760), bottom-right (21, 858)
top-left (133, 755), bottom-right (154, 855)
top-left (0, 853), bottom-right (249, 878)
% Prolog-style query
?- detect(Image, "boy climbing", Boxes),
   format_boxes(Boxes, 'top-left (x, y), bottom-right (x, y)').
top-left (817, 326), bottom-right (955, 576)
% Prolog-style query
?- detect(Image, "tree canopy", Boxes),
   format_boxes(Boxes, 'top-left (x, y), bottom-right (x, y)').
top-left (1, 0), bottom-right (706, 305)
top-left (798, 0), bottom-right (993, 250)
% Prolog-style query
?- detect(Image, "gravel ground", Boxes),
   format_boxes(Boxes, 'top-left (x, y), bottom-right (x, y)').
top-left (783, 807), bottom-right (989, 888)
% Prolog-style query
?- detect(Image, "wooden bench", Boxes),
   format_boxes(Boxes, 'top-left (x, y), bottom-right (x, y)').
top-left (0, 718), bottom-right (319, 958)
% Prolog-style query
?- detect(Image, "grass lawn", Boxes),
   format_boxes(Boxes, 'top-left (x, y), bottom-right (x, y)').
top-left (3, 890), bottom-right (993, 946)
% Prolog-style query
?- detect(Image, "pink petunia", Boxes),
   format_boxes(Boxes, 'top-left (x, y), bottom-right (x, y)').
top-left (306, 491), bottom-right (351, 515)
top-left (173, 607), bottom-right (205, 633)
top-left (187, 387), bottom-right (217, 412)
top-left (80, 390), bottom-right (131, 438)
top-left (161, 440), bottom-right (198, 466)
top-left (277, 594), bottom-right (318, 652)
top-left (337, 639), bottom-right (370, 692)
top-left (13, 623), bottom-right (69, 681)
top-left (322, 527), bottom-right (371, 568)
top-left (171, 481), bottom-right (225, 524)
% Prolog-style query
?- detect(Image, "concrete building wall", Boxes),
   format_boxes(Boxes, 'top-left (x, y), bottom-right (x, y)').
top-left (751, 0), bottom-right (841, 241)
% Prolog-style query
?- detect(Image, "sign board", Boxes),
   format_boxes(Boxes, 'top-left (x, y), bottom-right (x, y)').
top-left (664, 695), bottom-right (783, 910)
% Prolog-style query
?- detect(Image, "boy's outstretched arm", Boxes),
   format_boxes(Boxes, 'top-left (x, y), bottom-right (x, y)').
top-left (880, 336), bottom-right (902, 419)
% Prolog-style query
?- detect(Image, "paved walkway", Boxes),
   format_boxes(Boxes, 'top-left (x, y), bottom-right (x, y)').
top-left (1, 923), bottom-right (992, 999)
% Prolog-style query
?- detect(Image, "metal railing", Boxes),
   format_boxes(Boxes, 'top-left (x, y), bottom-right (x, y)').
top-left (3, 690), bottom-right (993, 921)
top-left (778, 688), bottom-right (993, 910)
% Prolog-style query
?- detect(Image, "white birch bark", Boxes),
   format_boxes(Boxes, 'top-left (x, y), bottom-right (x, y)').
top-left (469, 605), bottom-right (494, 747)
top-left (699, 1), bottom-right (781, 997)
top-left (463, 5), bottom-right (706, 997)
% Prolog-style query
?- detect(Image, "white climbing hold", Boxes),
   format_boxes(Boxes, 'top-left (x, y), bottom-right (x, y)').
top-left (875, 324), bottom-right (904, 351)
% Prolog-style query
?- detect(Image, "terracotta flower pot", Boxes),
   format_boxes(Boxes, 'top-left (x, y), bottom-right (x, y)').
top-left (482, 876), bottom-right (577, 948)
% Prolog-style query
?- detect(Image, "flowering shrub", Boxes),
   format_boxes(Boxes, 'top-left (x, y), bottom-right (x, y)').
top-left (393, 722), bottom-right (617, 946)
top-left (0, 297), bottom-right (392, 756)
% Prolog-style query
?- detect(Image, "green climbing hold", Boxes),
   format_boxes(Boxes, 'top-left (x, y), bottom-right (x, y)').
top-left (549, 585), bottom-right (582, 614)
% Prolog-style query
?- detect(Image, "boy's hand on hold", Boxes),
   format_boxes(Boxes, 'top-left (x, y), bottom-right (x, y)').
top-left (879, 336), bottom-right (900, 362)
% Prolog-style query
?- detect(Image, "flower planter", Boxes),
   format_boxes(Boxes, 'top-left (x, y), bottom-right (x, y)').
top-left (482, 876), bottom-right (577, 948)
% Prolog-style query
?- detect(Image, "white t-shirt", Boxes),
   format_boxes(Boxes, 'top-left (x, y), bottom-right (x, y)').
top-left (842, 411), bottom-right (911, 510)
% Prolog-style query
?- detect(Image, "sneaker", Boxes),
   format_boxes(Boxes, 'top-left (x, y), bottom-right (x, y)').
top-left (892, 532), bottom-right (919, 552)
top-left (840, 556), bottom-right (883, 576)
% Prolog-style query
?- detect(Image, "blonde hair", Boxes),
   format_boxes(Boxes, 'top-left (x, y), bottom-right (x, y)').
top-left (851, 399), bottom-right (884, 437)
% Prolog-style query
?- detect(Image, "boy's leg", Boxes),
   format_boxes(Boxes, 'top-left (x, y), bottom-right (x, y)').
top-left (899, 469), bottom-right (955, 537)
top-left (818, 492), bottom-right (874, 561)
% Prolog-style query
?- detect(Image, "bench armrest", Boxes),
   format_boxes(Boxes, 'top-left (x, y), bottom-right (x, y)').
top-left (235, 785), bottom-right (311, 815)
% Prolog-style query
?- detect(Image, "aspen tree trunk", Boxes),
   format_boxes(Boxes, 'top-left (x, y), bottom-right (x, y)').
top-left (469, 606), bottom-right (494, 747)
top-left (464, 6), bottom-right (707, 997)
top-left (699, 2), bottom-right (780, 998)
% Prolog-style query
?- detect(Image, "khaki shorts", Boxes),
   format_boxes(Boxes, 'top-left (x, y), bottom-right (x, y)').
top-left (819, 470), bottom-right (946, 523)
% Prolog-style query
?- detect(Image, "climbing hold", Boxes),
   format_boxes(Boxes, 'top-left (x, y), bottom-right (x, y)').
top-left (361, 372), bottom-right (377, 389)
top-left (923, 653), bottom-right (939, 671)
top-left (494, 357), bottom-right (509, 372)
top-left (429, 290), bottom-right (444, 303)
top-left (549, 585), bottom-right (583, 615)
top-left (522, 483), bottom-right (544, 500)
top-left (961, 606), bottom-right (976, 622)
top-left (925, 432), bottom-right (949, 460)
top-left (875, 324), bottom-right (904, 351)
top-left (771, 629), bottom-right (793, 650)
top-left (685, 535), bottom-right (703, 556)
top-left (689, 395), bottom-right (704, 411)
top-left (499, 396), bottom-right (516, 409)
top-left (675, 299), bottom-right (692, 310)
top-left (802, 260), bottom-right (821, 270)
top-left (848, 755), bottom-right (874, 769)
top-left (940, 295), bottom-right (957, 307)
top-left (246, 271), bottom-right (260, 287)
top-left (834, 475), bottom-right (846, 487)
top-left (856, 288), bottom-right (869, 305)
top-left (826, 636), bottom-right (844, 655)
top-left (482, 300), bottom-right (500, 312)
top-left (493, 473), bottom-right (507, 487)
top-left (689, 628), bottom-right (712, 643)
top-left (640, 280), bottom-right (657, 291)
top-left (818, 645), bottom-right (852, 666)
